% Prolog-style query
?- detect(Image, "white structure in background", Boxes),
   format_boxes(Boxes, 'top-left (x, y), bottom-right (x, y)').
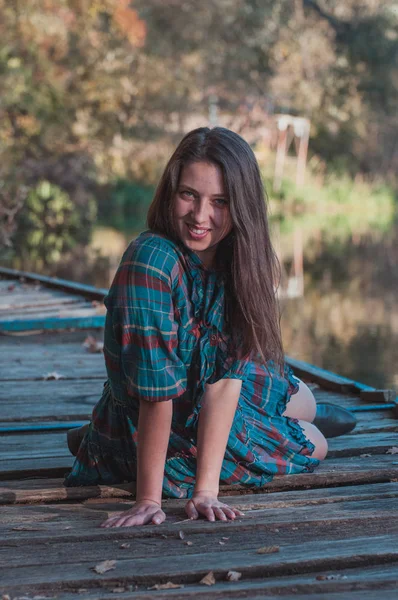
top-left (274, 115), bottom-right (310, 191)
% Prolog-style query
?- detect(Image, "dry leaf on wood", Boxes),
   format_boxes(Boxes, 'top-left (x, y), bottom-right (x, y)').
top-left (256, 545), bottom-right (280, 554)
top-left (178, 530), bottom-right (185, 540)
top-left (148, 582), bottom-right (184, 590)
top-left (83, 335), bottom-right (104, 353)
top-left (219, 541), bottom-right (225, 545)
top-left (386, 447), bottom-right (398, 455)
top-left (92, 559), bottom-right (117, 574)
top-left (222, 536), bottom-right (230, 540)
top-left (120, 542), bottom-right (130, 549)
top-left (200, 571), bottom-right (216, 586)
top-left (111, 588), bottom-right (125, 593)
top-left (360, 453), bottom-right (372, 458)
top-left (185, 541), bottom-right (193, 546)
top-left (42, 371), bottom-right (65, 380)
top-left (227, 570), bottom-right (242, 582)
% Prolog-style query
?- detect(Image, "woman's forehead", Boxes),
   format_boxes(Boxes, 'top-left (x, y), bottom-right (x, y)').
top-left (179, 161), bottom-right (225, 194)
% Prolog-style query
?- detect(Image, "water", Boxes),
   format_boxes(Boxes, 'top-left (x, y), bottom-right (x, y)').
top-left (280, 223), bottom-right (398, 390)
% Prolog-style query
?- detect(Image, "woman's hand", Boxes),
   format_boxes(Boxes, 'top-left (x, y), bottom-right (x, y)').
top-left (185, 491), bottom-right (244, 522)
top-left (101, 500), bottom-right (166, 528)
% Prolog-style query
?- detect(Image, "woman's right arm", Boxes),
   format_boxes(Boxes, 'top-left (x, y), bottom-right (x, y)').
top-left (102, 238), bottom-right (185, 528)
top-left (102, 399), bottom-right (172, 528)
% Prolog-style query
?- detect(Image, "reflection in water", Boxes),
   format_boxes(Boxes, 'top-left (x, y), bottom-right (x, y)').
top-left (281, 221), bottom-right (398, 389)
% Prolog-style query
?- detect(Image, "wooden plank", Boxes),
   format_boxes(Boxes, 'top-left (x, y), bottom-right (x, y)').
top-left (1, 479), bottom-right (397, 508)
top-left (1, 454), bottom-right (398, 500)
top-left (4, 301), bottom-right (91, 317)
top-left (0, 379), bottom-right (103, 421)
top-left (1, 533), bottom-right (397, 591)
top-left (0, 428), bottom-right (395, 470)
top-left (360, 390), bottom-right (397, 403)
top-left (0, 313), bottom-right (106, 332)
top-left (286, 356), bottom-right (375, 394)
top-left (1, 494), bottom-right (398, 568)
top-left (0, 266), bottom-right (108, 300)
top-left (32, 564), bottom-right (398, 600)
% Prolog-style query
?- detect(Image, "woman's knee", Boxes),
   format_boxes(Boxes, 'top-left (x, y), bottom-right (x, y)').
top-left (283, 379), bottom-right (317, 423)
top-left (298, 420), bottom-right (328, 461)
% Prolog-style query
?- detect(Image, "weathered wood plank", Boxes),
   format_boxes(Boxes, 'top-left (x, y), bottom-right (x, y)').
top-left (1, 534), bottom-right (397, 591)
top-left (286, 356), bottom-right (375, 393)
top-left (1, 452), bottom-right (398, 489)
top-left (1, 496), bottom-right (398, 542)
top-left (32, 563), bottom-right (398, 600)
top-left (1, 477), bottom-right (396, 507)
top-left (0, 266), bottom-right (108, 300)
top-left (1, 496), bottom-right (398, 567)
top-left (0, 358), bottom-right (105, 380)
top-left (0, 379), bottom-right (102, 421)
top-left (1, 428), bottom-right (395, 471)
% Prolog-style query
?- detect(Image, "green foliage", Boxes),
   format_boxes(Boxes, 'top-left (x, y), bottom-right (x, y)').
top-left (97, 180), bottom-right (155, 234)
top-left (264, 167), bottom-right (396, 256)
top-left (12, 181), bottom-right (96, 271)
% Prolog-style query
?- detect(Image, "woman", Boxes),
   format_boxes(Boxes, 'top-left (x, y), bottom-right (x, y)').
top-left (65, 127), bottom-right (352, 528)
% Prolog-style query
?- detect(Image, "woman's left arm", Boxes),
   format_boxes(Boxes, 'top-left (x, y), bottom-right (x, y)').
top-left (185, 378), bottom-right (244, 521)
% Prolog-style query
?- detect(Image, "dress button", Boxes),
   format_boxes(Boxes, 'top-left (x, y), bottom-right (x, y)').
top-left (210, 334), bottom-right (218, 345)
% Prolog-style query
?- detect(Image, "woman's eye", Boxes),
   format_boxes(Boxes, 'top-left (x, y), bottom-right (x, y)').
top-left (214, 198), bottom-right (228, 206)
top-left (181, 190), bottom-right (194, 198)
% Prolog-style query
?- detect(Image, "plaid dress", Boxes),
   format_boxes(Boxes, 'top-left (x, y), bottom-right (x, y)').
top-left (65, 231), bottom-right (319, 497)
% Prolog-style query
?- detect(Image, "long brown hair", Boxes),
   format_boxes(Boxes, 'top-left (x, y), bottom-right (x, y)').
top-left (147, 127), bottom-right (284, 367)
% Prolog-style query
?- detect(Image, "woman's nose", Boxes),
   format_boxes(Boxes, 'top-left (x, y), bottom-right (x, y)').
top-left (192, 198), bottom-right (210, 223)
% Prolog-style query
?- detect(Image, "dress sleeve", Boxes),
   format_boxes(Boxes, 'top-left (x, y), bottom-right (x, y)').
top-left (110, 238), bottom-right (187, 402)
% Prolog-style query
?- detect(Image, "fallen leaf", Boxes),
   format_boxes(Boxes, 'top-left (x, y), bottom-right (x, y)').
top-left (92, 559), bottom-right (117, 574)
top-left (63, 526), bottom-right (72, 530)
top-left (7, 284), bottom-right (15, 291)
top-left (360, 453), bottom-right (372, 458)
top-left (292, 526), bottom-right (298, 530)
top-left (185, 541), bottom-right (193, 546)
top-left (227, 570), bottom-right (242, 582)
top-left (222, 536), bottom-right (230, 540)
top-left (120, 542), bottom-right (130, 549)
top-left (178, 530), bottom-right (185, 540)
top-left (148, 582), bottom-right (184, 590)
top-left (111, 588), bottom-right (125, 593)
top-left (386, 447), bottom-right (398, 455)
top-left (200, 571), bottom-right (216, 586)
top-left (42, 371), bottom-right (65, 380)
top-left (83, 335), bottom-right (104, 353)
top-left (2, 595), bottom-right (11, 600)
top-left (256, 545), bottom-right (280, 554)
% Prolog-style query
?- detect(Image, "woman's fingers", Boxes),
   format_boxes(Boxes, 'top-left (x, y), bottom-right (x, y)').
top-left (213, 507), bottom-right (227, 521)
top-left (185, 500), bottom-right (199, 520)
top-left (101, 507), bottom-right (165, 528)
top-left (152, 510), bottom-right (166, 525)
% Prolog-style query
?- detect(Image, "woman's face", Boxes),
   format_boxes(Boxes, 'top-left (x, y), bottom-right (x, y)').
top-left (174, 161), bottom-right (232, 268)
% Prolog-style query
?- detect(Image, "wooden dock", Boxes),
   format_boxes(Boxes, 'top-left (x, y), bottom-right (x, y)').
top-left (1, 273), bottom-right (397, 599)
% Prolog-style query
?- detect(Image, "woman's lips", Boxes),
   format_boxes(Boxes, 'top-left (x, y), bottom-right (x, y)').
top-left (186, 223), bottom-right (210, 240)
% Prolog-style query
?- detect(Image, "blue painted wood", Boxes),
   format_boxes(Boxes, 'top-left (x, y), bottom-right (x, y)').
top-left (0, 422), bottom-right (88, 434)
top-left (0, 315), bottom-right (106, 332)
top-left (285, 355), bottom-right (375, 393)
